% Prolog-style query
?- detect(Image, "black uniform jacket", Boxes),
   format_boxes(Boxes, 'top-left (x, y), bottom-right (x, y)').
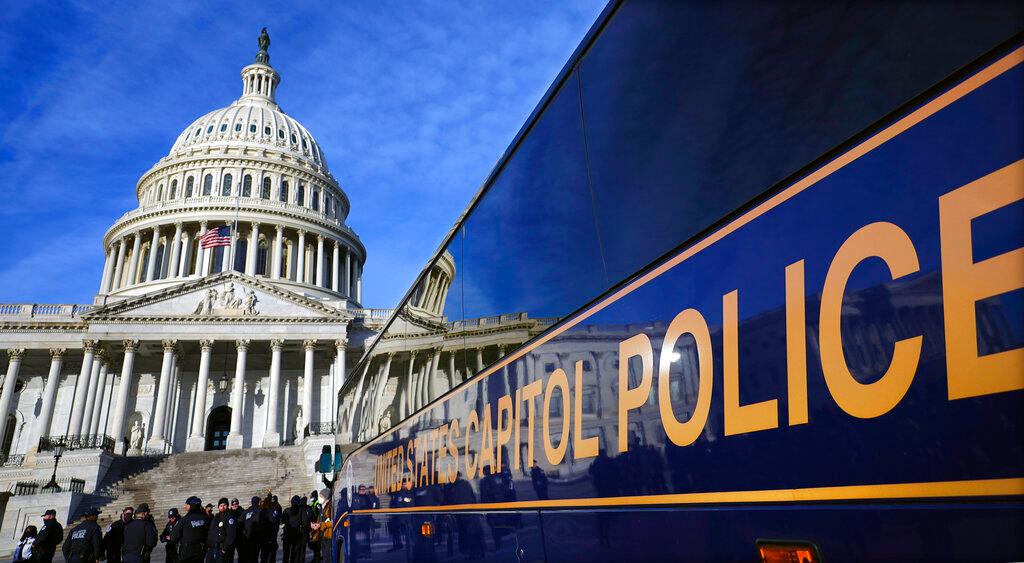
top-left (62, 520), bottom-right (103, 562)
top-left (123, 517), bottom-right (159, 555)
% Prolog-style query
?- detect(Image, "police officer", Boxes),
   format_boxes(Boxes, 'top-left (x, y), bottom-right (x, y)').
top-left (260, 494), bottom-right (282, 563)
top-left (387, 478), bottom-right (414, 552)
top-left (172, 496), bottom-right (210, 563)
top-left (104, 506), bottom-right (135, 563)
top-left (207, 497), bottom-right (237, 562)
top-left (240, 496), bottom-right (261, 563)
top-left (123, 503), bottom-right (159, 563)
top-left (230, 498), bottom-right (246, 560)
top-left (162, 508), bottom-right (182, 563)
top-left (62, 507), bottom-right (103, 563)
top-left (281, 495), bottom-right (309, 563)
top-left (34, 509), bottom-right (64, 563)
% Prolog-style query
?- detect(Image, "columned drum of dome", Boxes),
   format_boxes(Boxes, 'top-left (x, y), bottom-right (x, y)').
top-left (97, 29), bottom-right (365, 305)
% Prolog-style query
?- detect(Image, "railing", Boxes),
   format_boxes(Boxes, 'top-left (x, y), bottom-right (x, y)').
top-left (308, 422), bottom-right (336, 436)
top-left (0, 454), bottom-right (25, 467)
top-left (360, 308), bottom-right (394, 320)
top-left (0, 303), bottom-right (94, 321)
top-left (39, 435), bottom-right (115, 453)
top-left (13, 478), bottom-right (85, 495)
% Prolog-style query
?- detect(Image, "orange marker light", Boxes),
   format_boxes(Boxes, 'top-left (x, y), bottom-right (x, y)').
top-left (757, 540), bottom-right (821, 563)
top-left (421, 521), bottom-right (433, 537)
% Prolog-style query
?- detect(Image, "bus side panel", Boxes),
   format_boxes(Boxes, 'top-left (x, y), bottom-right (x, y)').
top-left (539, 503), bottom-right (1024, 561)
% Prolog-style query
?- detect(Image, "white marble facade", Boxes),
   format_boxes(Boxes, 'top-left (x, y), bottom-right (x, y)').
top-left (0, 33), bottom-right (380, 466)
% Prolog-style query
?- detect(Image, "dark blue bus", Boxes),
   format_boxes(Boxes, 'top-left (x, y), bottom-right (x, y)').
top-left (330, 1), bottom-right (1024, 560)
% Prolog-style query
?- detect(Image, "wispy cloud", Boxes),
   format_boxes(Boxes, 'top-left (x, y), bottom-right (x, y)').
top-left (0, 0), bottom-right (606, 305)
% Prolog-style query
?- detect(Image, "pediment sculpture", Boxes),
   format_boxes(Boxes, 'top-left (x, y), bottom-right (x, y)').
top-left (193, 282), bottom-right (259, 316)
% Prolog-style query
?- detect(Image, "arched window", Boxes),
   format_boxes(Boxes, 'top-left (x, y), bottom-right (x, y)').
top-left (222, 174), bottom-right (232, 196)
top-left (291, 134), bottom-right (297, 145)
top-left (207, 125), bottom-right (214, 134)
top-left (296, 183), bottom-right (305, 206)
top-left (278, 129), bottom-right (285, 139)
top-left (242, 175), bottom-right (252, 197)
top-left (261, 177), bottom-right (271, 199)
top-left (312, 188), bottom-right (320, 211)
top-left (265, 126), bottom-right (272, 136)
top-left (256, 240), bottom-right (269, 275)
top-left (234, 123), bottom-right (242, 132)
top-left (279, 180), bottom-right (289, 203)
top-left (157, 184), bottom-right (164, 201)
top-left (219, 123), bottom-right (228, 132)
top-left (202, 174), bottom-right (213, 196)
top-left (249, 124), bottom-right (257, 133)
top-left (185, 177), bottom-right (194, 198)
top-left (170, 179), bottom-right (178, 199)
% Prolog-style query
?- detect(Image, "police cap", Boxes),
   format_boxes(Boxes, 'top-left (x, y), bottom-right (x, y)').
top-left (186, 496), bottom-right (202, 507)
top-left (136, 503), bottom-right (150, 514)
top-left (41, 509), bottom-right (57, 517)
top-left (82, 507), bottom-right (101, 517)
top-left (251, 496), bottom-right (261, 505)
top-left (290, 495), bottom-right (302, 506)
top-left (167, 508), bottom-right (180, 518)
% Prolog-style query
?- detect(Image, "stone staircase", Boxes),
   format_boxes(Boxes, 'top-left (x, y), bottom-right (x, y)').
top-left (73, 446), bottom-right (316, 530)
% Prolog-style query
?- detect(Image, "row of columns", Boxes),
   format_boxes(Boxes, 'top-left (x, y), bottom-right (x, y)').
top-left (0, 337), bottom-right (350, 456)
top-left (98, 222), bottom-right (363, 302)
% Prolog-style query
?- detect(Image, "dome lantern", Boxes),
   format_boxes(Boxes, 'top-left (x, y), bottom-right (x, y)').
top-left (240, 27), bottom-right (280, 105)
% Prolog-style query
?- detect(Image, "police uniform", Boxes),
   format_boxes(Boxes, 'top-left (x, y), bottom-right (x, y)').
top-left (207, 498), bottom-right (238, 563)
top-left (240, 497), bottom-right (261, 563)
top-left (162, 508), bottom-right (182, 563)
top-left (172, 498), bottom-right (210, 563)
top-left (104, 511), bottom-right (134, 563)
top-left (281, 496), bottom-right (310, 563)
top-left (34, 511), bottom-right (64, 563)
top-left (122, 504), bottom-right (159, 563)
top-left (62, 509), bottom-right (103, 563)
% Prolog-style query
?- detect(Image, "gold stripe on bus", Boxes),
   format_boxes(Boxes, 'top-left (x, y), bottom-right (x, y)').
top-left (350, 45), bottom-right (1024, 455)
top-left (349, 477), bottom-right (1024, 514)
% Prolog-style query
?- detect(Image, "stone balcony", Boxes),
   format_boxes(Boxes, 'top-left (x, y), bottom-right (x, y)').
top-left (0, 303), bottom-right (94, 323)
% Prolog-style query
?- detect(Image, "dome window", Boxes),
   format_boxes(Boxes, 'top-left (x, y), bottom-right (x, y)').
top-left (220, 124), bottom-right (228, 132)
top-left (222, 174), bottom-right (233, 196)
top-left (185, 177), bottom-right (194, 197)
top-left (302, 139), bottom-right (308, 150)
top-left (311, 188), bottom-right (320, 211)
top-left (296, 182), bottom-right (305, 206)
top-left (265, 126), bottom-right (272, 136)
top-left (242, 175), bottom-right (252, 197)
top-left (207, 125), bottom-right (214, 134)
top-left (194, 128), bottom-right (200, 137)
top-left (278, 129), bottom-right (285, 139)
top-left (234, 123), bottom-right (242, 132)
top-left (250, 124), bottom-right (257, 133)
top-left (170, 179), bottom-right (178, 199)
top-left (261, 177), bottom-right (271, 199)
top-left (290, 134), bottom-right (297, 145)
top-left (202, 174), bottom-right (213, 196)
top-left (279, 180), bottom-right (289, 203)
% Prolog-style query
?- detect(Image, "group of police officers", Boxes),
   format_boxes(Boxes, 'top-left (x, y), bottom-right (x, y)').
top-left (51, 489), bottom-right (330, 563)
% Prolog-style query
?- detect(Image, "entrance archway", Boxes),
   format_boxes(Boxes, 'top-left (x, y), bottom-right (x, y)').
top-left (205, 406), bottom-right (232, 451)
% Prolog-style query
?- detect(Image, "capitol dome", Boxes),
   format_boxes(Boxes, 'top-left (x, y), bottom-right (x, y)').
top-left (95, 29), bottom-right (365, 306)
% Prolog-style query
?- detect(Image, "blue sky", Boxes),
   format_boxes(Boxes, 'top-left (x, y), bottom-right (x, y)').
top-left (0, 0), bottom-right (606, 307)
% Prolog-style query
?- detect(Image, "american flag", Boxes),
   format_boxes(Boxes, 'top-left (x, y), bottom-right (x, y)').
top-left (200, 226), bottom-right (232, 249)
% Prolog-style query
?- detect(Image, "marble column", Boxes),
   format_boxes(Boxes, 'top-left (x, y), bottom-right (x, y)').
top-left (127, 233), bottom-right (142, 286)
top-left (427, 349), bottom-right (442, 406)
top-left (187, 340), bottom-right (214, 452)
top-left (0, 349), bottom-right (25, 448)
top-left (272, 225), bottom-right (284, 280)
top-left (111, 239), bottom-right (127, 290)
top-left (296, 230), bottom-right (306, 284)
top-left (68, 340), bottom-right (98, 436)
top-left (33, 348), bottom-right (65, 445)
top-left (147, 339), bottom-right (177, 450)
top-left (333, 339), bottom-right (346, 428)
top-left (263, 339), bottom-right (284, 447)
top-left (301, 340), bottom-right (316, 440)
top-left (344, 249), bottom-right (351, 297)
top-left (448, 351), bottom-right (458, 388)
top-left (356, 262), bottom-right (362, 303)
top-left (89, 359), bottom-right (110, 436)
top-left (227, 339), bottom-right (248, 449)
top-left (315, 236), bottom-right (325, 287)
top-left (331, 242), bottom-right (340, 292)
top-left (372, 353), bottom-right (394, 430)
top-left (178, 231), bottom-right (192, 277)
top-left (168, 222), bottom-right (183, 280)
top-left (346, 362), bottom-right (371, 441)
top-left (403, 352), bottom-right (417, 418)
top-left (98, 247), bottom-right (115, 294)
top-left (145, 226), bottom-right (160, 282)
top-left (245, 223), bottom-right (260, 276)
top-left (109, 340), bottom-right (138, 453)
top-left (81, 351), bottom-right (104, 436)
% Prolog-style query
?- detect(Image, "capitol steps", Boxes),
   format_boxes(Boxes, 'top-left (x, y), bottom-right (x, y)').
top-left (70, 446), bottom-right (316, 530)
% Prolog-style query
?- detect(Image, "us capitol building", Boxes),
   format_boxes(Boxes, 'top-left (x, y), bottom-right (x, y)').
top-left (0, 30), bottom-right (381, 524)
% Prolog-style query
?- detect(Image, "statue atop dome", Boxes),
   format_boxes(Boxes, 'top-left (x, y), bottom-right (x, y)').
top-left (255, 27), bottom-right (271, 65)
